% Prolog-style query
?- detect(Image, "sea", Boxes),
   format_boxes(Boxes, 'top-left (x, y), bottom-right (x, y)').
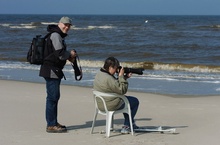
top-left (1, 14), bottom-right (220, 96)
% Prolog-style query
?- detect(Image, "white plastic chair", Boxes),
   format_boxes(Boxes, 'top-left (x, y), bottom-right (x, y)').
top-left (90, 90), bottom-right (134, 137)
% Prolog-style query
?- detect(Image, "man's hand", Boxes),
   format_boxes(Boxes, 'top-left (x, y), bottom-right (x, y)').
top-left (126, 73), bottom-right (132, 78)
top-left (68, 50), bottom-right (77, 63)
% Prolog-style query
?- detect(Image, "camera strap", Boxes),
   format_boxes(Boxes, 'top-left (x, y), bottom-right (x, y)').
top-left (71, 55), bottom-right (83, 81)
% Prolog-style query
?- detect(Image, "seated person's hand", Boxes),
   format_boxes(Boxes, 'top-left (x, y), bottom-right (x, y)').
top-left (119, 67), bottom-right (132, 79)
top-left (126, 73), bottom-right (132, 78)
top-left (118, 67), bottom-right (125, 77)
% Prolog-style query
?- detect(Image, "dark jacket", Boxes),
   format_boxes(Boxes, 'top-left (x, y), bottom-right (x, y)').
top-left (39, 25), bottom-right (71, 79)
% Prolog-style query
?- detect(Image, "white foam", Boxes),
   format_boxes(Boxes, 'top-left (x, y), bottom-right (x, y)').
top-left (41, 22), bottom-right (58, 25)
top-left (0, 23), bottom-right (10, 27)
top-left (9, 25), bottom-right (37, 29)
top-left (71, 25), bottom-right (115, 30)
top-left (153, 63), bottom-right (220, 73)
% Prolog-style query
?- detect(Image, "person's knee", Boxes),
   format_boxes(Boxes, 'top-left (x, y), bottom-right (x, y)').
top-left (128, 96), bottom-right (139, 107)
top-left (135, 97), bottom-right (139, 107)
top-left (47, 92), bottom-right (60, 102)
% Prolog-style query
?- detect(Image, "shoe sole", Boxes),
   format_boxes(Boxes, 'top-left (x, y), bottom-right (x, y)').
top-left (121, 131), bottom-right (130, 134)
top-left (46, 129), bottom-right (67, 133)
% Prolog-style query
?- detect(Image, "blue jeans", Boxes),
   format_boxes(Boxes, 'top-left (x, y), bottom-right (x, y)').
top-left (119, 96), bottom-right (139, 127)
top-left (45, 78), bottom-right (61, 127)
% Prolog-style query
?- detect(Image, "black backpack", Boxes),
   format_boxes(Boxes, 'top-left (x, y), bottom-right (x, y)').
top-left (27, 33), bottom-right (51, 65)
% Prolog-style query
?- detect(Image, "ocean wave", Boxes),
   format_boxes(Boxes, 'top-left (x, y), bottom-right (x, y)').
top-left (9, 25), bottom-right (37, 29)
top-left (29, 22), bottom-right (42, 26)
top-left (87, 25), bottom-right (115, 29)
top-left (198, 25), bottom-right (220, 29)
top-left (22, 59), bottom-right (220, 74)
top-left (41, 22), bottom-right (58, 25)
top-left (0, 22), bottom-right (116, 30)
top-left (67, 59), bottom-right (145, 68)
top-left (0, 22), bottom-right (37, 29)
top-left (0, 23), bottom-right (10, 27)
top-left (210, 25), bottom-right (220, 28)
top-left (69, 60), bottom-right (220, 73)
top-left (1, 58), bottom-right (220, 74)
top-left (71, 25), bottom-right (115, 30)
top-left (133, 61), bottom-right (220, 73)
top-left (151, 62), bottom-right (220, 73)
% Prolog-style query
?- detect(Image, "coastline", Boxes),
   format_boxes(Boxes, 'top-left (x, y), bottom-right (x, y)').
top-left (1, 79), bottom-right (220, 145)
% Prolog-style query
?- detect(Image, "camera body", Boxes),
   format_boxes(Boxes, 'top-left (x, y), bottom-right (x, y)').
top-left (118, 66), bottom-right (144, 75)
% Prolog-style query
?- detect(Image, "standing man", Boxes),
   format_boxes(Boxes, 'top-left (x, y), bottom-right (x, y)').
top-left (39, 16), bottom-right (77, 133)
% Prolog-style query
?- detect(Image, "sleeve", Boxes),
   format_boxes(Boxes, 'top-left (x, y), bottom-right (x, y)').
top-left (107, 75), bottom-right (128, 95)
top-left (50, 33), bottom-right (71, 60)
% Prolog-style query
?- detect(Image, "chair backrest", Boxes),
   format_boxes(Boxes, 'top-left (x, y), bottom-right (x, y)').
top-left (93, 90), bottom-right (130, 112)
top-left (94, 92), bottom-right (108, 114)
top-left (93, 90), bottom-right (118, 113)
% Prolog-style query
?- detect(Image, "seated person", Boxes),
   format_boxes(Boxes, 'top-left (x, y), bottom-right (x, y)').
top-left (93, 56), bottom-right (139, 134)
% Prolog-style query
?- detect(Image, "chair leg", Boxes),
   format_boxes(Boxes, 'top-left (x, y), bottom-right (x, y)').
top-left (91, 111), bottom-right (98, 134)
top-left (128, 111), bottom-right (134, 135)
top-left (106, 112), bottom-right (113, 137)
top-left (111, 115), bottom-right (114, 130)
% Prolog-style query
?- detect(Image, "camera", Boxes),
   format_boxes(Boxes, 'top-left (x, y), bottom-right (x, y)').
top-left (117, 66), bottom-right (144, 75)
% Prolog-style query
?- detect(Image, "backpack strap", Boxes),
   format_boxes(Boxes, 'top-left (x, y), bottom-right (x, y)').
top-left (44, 32), bottom-right (53, 39)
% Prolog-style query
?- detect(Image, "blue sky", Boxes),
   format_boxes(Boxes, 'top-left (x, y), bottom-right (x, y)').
top-left (0, 0), bottom-right (220, 15)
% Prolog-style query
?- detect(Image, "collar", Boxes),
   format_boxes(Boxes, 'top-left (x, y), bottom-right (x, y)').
top-left (100, 68), bottom-right (117, 79)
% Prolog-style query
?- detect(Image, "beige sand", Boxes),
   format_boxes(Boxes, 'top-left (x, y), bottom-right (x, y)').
top-left (1, 79), bottom-right (220, 145)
